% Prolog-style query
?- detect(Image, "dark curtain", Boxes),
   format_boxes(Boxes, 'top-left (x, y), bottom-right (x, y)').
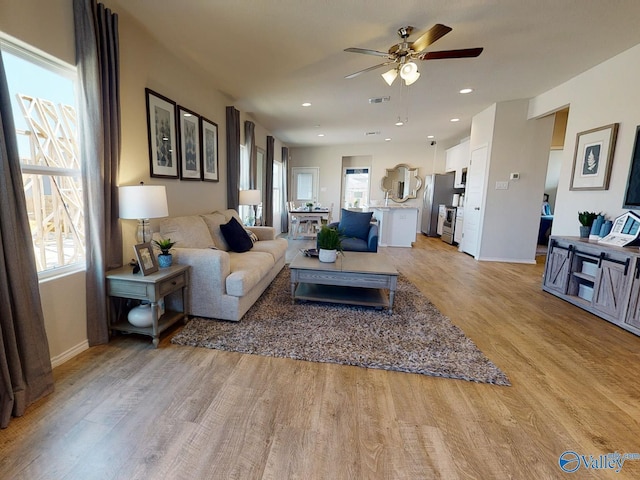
top-left (226, 106), bottom-right (240, 210)
top-left (0, 52), bottom-right (54, 429)
top-left (281, 146), bottom-right (289, 233)
top-left (74, 0), bottom-right (122, 346)
top-left (245, 120), bottom-right (256, 189)
top-left (264, 136), bottom-right (275, 226)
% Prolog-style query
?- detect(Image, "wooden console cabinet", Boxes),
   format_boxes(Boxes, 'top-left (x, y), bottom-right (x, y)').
top-left (543, 236), bottom-right (640, 336)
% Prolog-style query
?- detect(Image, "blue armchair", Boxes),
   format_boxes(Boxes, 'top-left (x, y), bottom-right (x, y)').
top-left (321, 209), bottom-right (378, 252)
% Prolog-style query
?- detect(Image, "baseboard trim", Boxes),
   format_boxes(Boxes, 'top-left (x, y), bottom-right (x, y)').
top-left (51, 340), bottom-right (90, 368)
top-left (477, 256), bottom-right (537, 265)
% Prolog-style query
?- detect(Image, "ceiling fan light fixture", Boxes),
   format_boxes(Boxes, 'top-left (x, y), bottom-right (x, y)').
top-left (381, 68), bottom-right (398, 86)
top-left (400, 61), bottom-right (420, 85)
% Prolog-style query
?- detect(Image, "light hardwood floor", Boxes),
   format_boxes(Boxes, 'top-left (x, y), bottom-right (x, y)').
top-left (2, 236), bottom-right (640, 479)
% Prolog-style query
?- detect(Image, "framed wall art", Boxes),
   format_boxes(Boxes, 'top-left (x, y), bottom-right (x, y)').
top-left (201, 117), bottom-right (219, 182)
top-left (177, 106), bottom-right (201, 180)
top-left (623, 125), bottom-right (640, 209)
top-left (134, 242), bottom-right (158, 276)
top-left (570, 123), bottom-right (619, 191)
top-left (146, 88), bottom-right (178, 179)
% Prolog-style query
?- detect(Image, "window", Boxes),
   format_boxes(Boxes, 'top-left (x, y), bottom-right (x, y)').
top-left (1, 38), bottom-right (84, 277)
top-left (343, 167), bottom-right (370, 209)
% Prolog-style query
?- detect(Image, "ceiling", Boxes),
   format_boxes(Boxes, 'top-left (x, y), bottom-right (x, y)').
top-left (109, 0), bottom-right (640, 148)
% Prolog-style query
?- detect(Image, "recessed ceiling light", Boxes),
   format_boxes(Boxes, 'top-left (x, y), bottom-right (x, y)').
top-left (385, 138), bottom-right (392, 141)
top-left (302, 102), bottom-right (311, 107)
top-left (450, 118), bottom-right (460, 122)
top-left (183, 113), bottom-right (192, 117)
top-left (459, 88), bottom-right (473, 94)
top-left (317, 133), bottom-right (325, 137)
top-left (427, 135), bottom-right (435, 139)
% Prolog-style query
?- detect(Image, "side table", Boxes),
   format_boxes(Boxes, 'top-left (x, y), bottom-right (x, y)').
top-left (106, 264), bottom-right (190, 347)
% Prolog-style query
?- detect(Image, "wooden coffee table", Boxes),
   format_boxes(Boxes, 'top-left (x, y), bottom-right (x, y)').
top-left (289, 251), bottom-right (398, 312)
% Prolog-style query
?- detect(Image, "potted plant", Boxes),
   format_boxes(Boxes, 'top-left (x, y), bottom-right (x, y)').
top-left (153, 238), bottom-right (176, 267)
top-left (317, 226), bottom-right (342, 263)
top-left (578, 211), bottom-right (598, 238)
top-left (306, 201), bottom-right (314, 211)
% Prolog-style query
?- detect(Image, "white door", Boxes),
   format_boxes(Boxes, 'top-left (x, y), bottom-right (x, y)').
top-left (462, 145), bottom-right (488, 258)
top-left (291, 167), bottom-right (319, 206)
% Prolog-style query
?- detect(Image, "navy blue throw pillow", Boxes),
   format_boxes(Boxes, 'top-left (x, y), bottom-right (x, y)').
top-left (338, 209), bottom-right (373, 240)
top-left (220, 216), bottom-right (253, 253)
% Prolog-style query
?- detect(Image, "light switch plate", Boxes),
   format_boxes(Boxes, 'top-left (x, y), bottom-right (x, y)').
top-left (495, 181), bottom-right (509, 190)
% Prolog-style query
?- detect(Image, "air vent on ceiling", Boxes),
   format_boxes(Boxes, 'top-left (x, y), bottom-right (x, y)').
top-left (365, 131), bottom-right (381, 136)
top-left (368, 96), bottom-right (390, 104)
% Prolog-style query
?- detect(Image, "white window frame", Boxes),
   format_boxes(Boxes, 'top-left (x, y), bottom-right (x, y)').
top-left (1, 33), bottom-right (84, 280)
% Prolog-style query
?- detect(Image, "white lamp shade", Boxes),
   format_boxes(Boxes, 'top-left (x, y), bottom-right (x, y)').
top-left (239, 189), bottom-right (261, 205)
top-left (381, 68), bottom-right (398, 86)
top-left (119, 185), bottom-right (169, 219)
top-left (400, 62), bottom-right (420, 85)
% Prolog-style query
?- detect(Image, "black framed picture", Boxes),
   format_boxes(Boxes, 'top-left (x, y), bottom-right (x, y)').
top-left (177, 105), bottom-right (201, 180)
top-left (146, 88), bottom-right (178, 179)
top-left (623, 125), bottom-right (640, 209)
top-left (201, 116), bottom-right (219, 182)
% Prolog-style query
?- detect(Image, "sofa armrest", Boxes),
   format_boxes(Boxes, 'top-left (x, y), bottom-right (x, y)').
top-left (247, 226), bottom-right (276, 241)
top-left (367, 223), bottom-right (378, 252)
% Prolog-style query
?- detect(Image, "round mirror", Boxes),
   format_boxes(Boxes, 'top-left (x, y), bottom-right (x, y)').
top-left (380, 164), bottom-right (422, 202)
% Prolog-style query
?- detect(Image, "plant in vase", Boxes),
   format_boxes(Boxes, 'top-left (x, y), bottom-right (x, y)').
top-left (317, 226), bottom-right (342, 263)
top-left (306, 202), bottom-right (314, 211)
top-left (578, 211), bottom-right (598, 238)
top-left (153, 238), bottom-right (176, 267)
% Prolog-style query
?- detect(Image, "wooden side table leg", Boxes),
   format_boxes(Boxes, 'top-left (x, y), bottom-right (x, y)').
top-left (151, 302), bottom-right (159, 348)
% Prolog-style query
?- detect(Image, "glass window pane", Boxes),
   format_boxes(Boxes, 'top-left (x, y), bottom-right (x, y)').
top-left (2, 44), bottom-right (83, 273)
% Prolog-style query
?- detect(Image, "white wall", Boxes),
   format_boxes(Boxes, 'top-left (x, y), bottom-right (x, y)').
top-left (478, 100), bottom-right (554, 262)
top-left (529, 43), bottom-right (640, 236)
top-left (290, 141), bottom-right (446, 229)
top-left (545, 150), bottom-right (563, 210)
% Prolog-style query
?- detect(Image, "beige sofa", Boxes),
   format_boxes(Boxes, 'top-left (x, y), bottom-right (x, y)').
top-left (156, 209), bottom-right (288, 321)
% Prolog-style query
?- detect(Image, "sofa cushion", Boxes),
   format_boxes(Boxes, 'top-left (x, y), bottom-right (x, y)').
top-left (226, 251), bottom-right (275, 296)
top-left (201, 212), bottom-right (231, 251)
top-left (159, 215), bottom-right (215, 249)
top-left (220, 216), bottom-right (253, 253)
top-left (338, 209), bottom-right (373, 240)
top-left (251, 238), bottom-right (288, 263)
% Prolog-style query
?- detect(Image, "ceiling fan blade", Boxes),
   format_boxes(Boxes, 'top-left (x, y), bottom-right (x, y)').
top-left (419, 47), bottom-right (484, 60)
top-left (344, 47), bottom-right (389, 58)
top-left (345, 62), bottom-right (393, 79)
top-left (410, 24), bottom-right (452, 53)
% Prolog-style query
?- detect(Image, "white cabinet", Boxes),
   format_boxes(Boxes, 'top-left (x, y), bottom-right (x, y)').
top-left (371, 207), bottom-right (418, 247)
top-left (445, 139), bottom-right (470, 188)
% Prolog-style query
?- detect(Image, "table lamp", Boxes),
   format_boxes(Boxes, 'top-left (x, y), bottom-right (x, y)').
top-left (119, 183), bottom-right (169, 243)
top-left (239, 189), bottom-right (261, 226)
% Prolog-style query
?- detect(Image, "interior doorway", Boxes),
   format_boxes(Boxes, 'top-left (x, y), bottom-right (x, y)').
top-left (538, 108), bottom-right (568, 252)
top-left (341, 155), bottom-right (372, 212)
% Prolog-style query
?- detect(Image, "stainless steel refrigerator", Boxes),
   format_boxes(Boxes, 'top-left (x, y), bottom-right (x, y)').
top-left (421, 172), bottom-right (460, 236)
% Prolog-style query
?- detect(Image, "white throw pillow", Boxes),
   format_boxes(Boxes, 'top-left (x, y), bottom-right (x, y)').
top-left (201, 212), bottom-right (231, 251)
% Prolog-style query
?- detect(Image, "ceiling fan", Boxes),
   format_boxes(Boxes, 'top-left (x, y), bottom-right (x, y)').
top-left (344, 24), bottom-right (483, 86)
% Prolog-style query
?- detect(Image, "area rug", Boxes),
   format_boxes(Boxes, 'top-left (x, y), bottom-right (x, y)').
top-left (171, 269), bottom-right (510, 385)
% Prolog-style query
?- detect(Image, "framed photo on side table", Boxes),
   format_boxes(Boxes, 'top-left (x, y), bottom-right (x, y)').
top-left (146, 88), bottom-right (178, 179)
top-left (177, 105), bottom-right (201, 180)
top-left (134, 242), bottom-right (158, 276)
top-left (201, 116), bottom-right (219, 182)
top-left (570, 123), bottom-right (619, 190)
